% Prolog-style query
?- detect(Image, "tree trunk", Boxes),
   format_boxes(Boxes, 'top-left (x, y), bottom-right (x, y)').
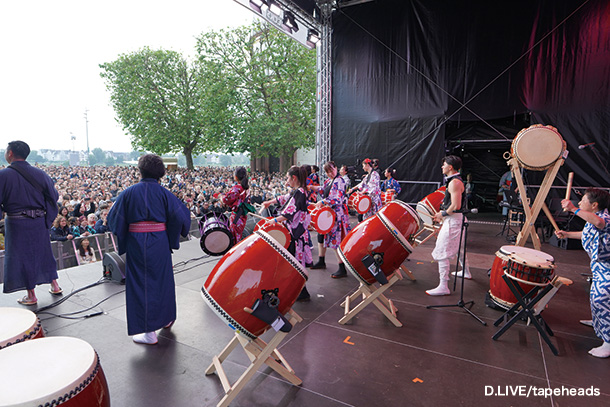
top-left (183, 148), bottom-right (194, 170)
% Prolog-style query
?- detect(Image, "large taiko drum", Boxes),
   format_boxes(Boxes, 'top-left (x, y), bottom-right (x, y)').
top-left (380, 191), bottom-right (395, 205)
top-left (489, 245), bottom-right (555, 310)
top-left (416, 186), bottom-right (446, 225)
top-left (348, 192), bottom-right (372, 214)
top-left (199, 212), bottom-right (234, 256)
top-left (0, 336), bottom-right (110, 406)
top-left (511, 124), bottom-right (566, 171)
top-left (339, 200), bottom-right (420, 285)
top-left (0, 307), bottom-right (45, 350)
top-left (308, 204), bottom-right (336, 234)
top-left (201, 231), bottom-right (308, 339)
top-left (254, 218), bottom-right (291, 249)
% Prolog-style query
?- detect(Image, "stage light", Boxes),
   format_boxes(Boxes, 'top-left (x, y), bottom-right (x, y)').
top-left (268, 0), bottom-right (282, 16)
top-left (283, 11), bottom-right (299, 32)
top-left (307, 29), bottom-right (320, 45)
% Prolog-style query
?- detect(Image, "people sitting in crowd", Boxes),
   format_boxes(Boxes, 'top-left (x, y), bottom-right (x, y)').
top-left (50, 216), bottom-right (74, 241)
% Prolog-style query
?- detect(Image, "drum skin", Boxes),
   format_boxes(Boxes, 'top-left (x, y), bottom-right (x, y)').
top-left (0, 307), bottom-right (45, 350)
top-left (254, 218), bottom-right (291, 249)
top-left (339, 201), bottom-right (420, 285)
top-left (308, 204), bottom-right (336, 234)
top-left (199, 213), bottom-right (234, 256)
top-left (488, 246), bottom-right (555, 310)
top-left (511, 125), bottom-right (566, 171)
top-left (0, 336), bottom-right (110, 407)
top-left (202, 231), bottom-right (307, 339)
top-left (348, 193), bottom-right (372, 214)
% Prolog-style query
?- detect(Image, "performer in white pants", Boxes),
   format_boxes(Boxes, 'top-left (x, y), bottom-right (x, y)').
top-left (427, 155), bottom-right (471, 296)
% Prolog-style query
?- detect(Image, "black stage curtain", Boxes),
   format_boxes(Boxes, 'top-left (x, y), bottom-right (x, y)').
top-left (331, 0), bottom-right (610, 203)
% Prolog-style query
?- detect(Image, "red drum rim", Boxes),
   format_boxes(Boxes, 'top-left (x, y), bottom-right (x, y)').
top-left (0, 337), bottom-right (103, 406)
top-left (0, 308), bottom-right (43, 350)
top-left (201, 230), bottom-right (308, 339)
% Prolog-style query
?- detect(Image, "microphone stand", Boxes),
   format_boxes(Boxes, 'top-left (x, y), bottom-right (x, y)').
top-left (427, 215), bottom-right (487, 326)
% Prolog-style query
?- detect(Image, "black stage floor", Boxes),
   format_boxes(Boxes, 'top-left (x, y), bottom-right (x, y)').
top-left (1, 214), bottom-right (608, 407)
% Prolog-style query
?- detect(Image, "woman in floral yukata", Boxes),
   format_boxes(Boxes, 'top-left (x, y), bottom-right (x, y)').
top-left (262, 165), bottom-right (313, 301)
top-left (222, 166), bottom-right (250, 245)
top-left (348, 158), bottom-right (382, 220)
top-left (309, 161), bottom-right (352, 278)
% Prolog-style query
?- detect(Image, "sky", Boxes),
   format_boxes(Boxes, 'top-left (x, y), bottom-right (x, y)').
top-left (0, 0), bottom-right (256, 153)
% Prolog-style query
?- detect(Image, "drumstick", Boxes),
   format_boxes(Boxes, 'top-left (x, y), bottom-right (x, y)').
top-left (243, 307), bottom-right (254, 314)
top-left (564, 172), bottom-right (574, 211)
top-left (248, 212), bottom-right (269, 222)
top-left (542, 203), bottom-right (561, 232)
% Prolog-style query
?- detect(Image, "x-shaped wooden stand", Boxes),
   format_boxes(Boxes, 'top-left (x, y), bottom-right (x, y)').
top-left (205, 309), bottom-right (303, 407)
top-left (339, 268), bottom-right (405, 327)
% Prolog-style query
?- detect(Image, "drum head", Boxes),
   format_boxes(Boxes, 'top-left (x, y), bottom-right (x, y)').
top-left (512, 125), bottom-right (565, 170)
top-left (498, 245), bottom-right (555, 265)
top-left (316, 208), bottom-right (335, 233)
top-left (416, 202), bottom-right (434, 225)
top-left (0, 308), bottom-right (40, 349)
top-left (0, 337), bottom-right (98, 406)
top-left (357, 195), bottom-right (372, 214)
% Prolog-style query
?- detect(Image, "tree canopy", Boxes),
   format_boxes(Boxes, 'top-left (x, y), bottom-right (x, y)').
top-left (196, 22), bottom-right (317, 168)
top-left (100, 47), bottom-right (236, 169)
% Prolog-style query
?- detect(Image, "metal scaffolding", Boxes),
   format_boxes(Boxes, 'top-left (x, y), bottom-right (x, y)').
top-left (316, 1), bottom-right (334, 166)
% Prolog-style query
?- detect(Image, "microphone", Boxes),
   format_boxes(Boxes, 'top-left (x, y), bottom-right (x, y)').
top-left (578, 142), bottom-right (595, 149)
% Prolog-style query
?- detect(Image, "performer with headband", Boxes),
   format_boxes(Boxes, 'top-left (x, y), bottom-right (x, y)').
top-left (382, 167), bottom-right (401, 195)
top-left (222, 166), bottom-right (250, 244)
top-left (556, 188), bottom-right (610, 358)
top-left (348, 158), bottom-right (382, 220)
top-left (427, 155), bottom-right (472, 296)
top-left (262, 165), bottom-right (313, 301)
top-left (309, 162), bottom-right (352, 278)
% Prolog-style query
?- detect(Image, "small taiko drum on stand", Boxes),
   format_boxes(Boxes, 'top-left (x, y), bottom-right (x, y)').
top-left (348, 192), bottom-right (372, 215)
top-left (0, 307), bottom-right (45, 350)
top-left (511, 125), bottom-right (566, 171)
top-left (308, 204), bottom-right (335, 234)
top-left (253, 218), bottom-right (291, 249)
top-left (201, 231), bottom-right (308, 339)
top-left (339, 200), bottom-right (420, 285)
top-left (199, 212), bottom-right (234, 256)
top-left (416, 186), bottom-right (446, 225)
top-left (0, 336), bottom-right (110, 406)
top-left (380, 191), bottom-right (395, 205)
top-left (488, 245), bottom-right (555, 310)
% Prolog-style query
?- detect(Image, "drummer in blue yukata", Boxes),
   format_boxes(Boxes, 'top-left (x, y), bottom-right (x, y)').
top-left (108, 154), bottom-right (191, 345)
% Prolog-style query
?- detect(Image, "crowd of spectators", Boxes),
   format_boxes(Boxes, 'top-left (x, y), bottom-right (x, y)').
top-left (42, 165), bottom-right (291, 241)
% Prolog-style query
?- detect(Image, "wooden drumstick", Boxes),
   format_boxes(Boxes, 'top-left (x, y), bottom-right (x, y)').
top-left (542, 203), bottom-right (561, 232)
top-left (564, 172), bottom-right (574, 211)
top-left (248, 212), bottom-right (269, 222)
top-left (243, 307), bottom-right (254, 314)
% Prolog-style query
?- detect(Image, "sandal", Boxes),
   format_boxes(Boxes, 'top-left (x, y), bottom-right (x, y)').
top-left (49, 287), bottom-right (63, 295)
top-left (17, 296), bottom-right (37, 306)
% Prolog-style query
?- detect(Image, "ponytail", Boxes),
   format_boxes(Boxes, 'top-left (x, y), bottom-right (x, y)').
top-left (235, 166), bottom-right (249, 190)
top-left (288, 165), bottom-right (307, 188)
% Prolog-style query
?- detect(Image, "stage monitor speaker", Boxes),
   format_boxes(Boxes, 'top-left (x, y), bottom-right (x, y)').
top-left (102, 252), bottom-right (126, 283)
top-left (548, 234), bottom-right (583, 250)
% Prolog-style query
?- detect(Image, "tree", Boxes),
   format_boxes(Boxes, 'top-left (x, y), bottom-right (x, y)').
top-left (28, 150), bottom-right (45, 164)
top-left (100, 47), bottom-right (237, 169)
top-left (196, 22), bottom-right (316, 172)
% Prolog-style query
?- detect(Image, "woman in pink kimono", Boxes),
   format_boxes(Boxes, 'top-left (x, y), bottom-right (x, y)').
top-left (222, 167), bottom-right (250, 244)
top-left (348, 158), bottom-right (381, 220)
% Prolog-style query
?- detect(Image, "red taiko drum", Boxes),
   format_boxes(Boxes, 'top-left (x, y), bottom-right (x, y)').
top-left (0, 307), bottom-right (45, 350)
top-left (416, 186), bottom-right (446, 225)
top-left (308, 204), bottom-right (336, 234)
top-left (253, 217), bottom-right (291, 249)
top-left (201, 231), bottom-right (308, 339)
top-left (0, 336), bottom-right (110, 406)
top-left (489, 245), bottom-right (555, 310)
top-left (380, 191), bottom-right (395, 205)
top-left (339, 200), bottom-right (420, 285)
top-left (348, 192), bottom-right (372, 214)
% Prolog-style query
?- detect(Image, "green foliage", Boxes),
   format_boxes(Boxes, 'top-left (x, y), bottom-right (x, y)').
top-left (100, 47), bottom-right (236, 169)
top-left (28, 150), bottom-right (44, 163)
top-left (196, 22), bottom-right (316, 161)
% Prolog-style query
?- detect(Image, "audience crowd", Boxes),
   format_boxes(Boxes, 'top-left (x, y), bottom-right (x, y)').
top-left (34, 165), bottom-right (292, 240)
